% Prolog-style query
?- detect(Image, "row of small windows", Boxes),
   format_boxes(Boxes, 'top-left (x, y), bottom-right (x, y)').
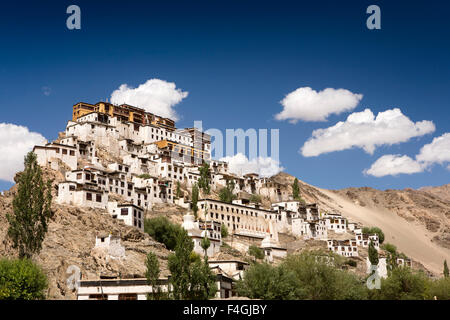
top-left (209, 212), bottom-right (241, 223)
top-left (202, 203), bottom-right (258, 217)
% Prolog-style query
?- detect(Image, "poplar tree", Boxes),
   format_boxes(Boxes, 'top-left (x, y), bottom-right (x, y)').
top-left (444, 260), bottom-right (449, 278)
top-left (368, 240), bottom-right (379, 267)
top-left (145, 252), bottom-right (162, 300)
top-left (292, 178), bottom-right (300, 200)
top-left (168, 229), bottom-right (217, 300)
top-left (191, 183), bottom-right (199, 219)
top-left (168, 230), bottom-right (194, 299)
top-left (176, 181), bottom-right (182, 199)
top-left (7, 152), bottom-right (53, 259)
top-left (198, 162), bottom-right (211, 195)
top-left (200, 234), bottom-right (211, 259)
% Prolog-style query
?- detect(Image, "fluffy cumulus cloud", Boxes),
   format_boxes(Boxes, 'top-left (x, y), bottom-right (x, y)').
top-left (0, 123), bottom-right (47, 182)
top-left (363, 155), bottom-right (424, 177)
top-left (110, 79), bottom-right (188, 121)
top-left (220, 153), bottom-right (284, 177)
top-left (364, 133), bottom-right (450, 177)
top-left (416, 133), bottom-right (450, 165)
top-left (275, 87), bottom-right (363, 123)
top-left (301, 108), bottom-right (435, 157)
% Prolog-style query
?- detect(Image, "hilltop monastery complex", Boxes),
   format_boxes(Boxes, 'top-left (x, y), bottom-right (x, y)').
top-left (31, 101), bottom-right (392, 299)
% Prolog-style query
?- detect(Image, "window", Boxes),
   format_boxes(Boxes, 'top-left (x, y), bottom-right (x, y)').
top-left (118, 294), bottom-right (137, 300)
top-left (77, 173), bottom-right (82, 179)
top-left (86, 193), bottom-right (92, 201)
top-left (89, 294), bottom-right (108, 300)
top-left (121, 208), bottom-right (128, 215)
top-left (62, 149), bottom-right (67, 155)
top-left (96, 194), bottom-right (102, 202)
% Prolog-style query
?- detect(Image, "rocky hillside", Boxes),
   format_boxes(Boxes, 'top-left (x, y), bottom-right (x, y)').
top-left (269, 172), bottom-right (450, 275)
top-left (0, 174), bottom-right (171, 300)
top-left (419, 184), bottom-right (450, 203)
top-left (332, 186), bottom-right (450, 249)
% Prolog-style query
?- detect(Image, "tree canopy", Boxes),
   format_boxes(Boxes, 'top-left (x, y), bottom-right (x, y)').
top-left (0, 258), bottom-right (48, 300)
top-left (7, 152), bottom-right (53, 259)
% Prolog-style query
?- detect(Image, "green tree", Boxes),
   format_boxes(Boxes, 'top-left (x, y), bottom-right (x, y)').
top-left (200, 234), bottom-right (211, 258)
top-left (168, 230), bottom-right (217, 300)
top-left (198, 162), bottom-right (211, 195)
top-left (144, 216), bottom-right (183, 250)
top-left (191, 183), bottom-right (199, 219)
top-left (370, 267), bottom-right (429, 300)
top-left (248, 245), bottom-right (264, 260)
top-left (281, 251), bottom-right (367, 300)
top-left (381, 243), bottom-right (398, 271)
top-left (236, 262), bottom-right (302, 299)
top-left (176, 181), bottom-right (182, 198)
top-left (292, 178), bottom-right (300, 200)
top-left (168, 230), bottom-right (194, 299)
top-left (221, 223), bottom-right (228, 239)
top-left (189, 256), bottom-right (217, 300)
top-left (145, 252), bottom-right (163, 300)
top-left (443, 260), bottom-right (449, 278)
top-left (368, 240), bottom-right (379, 267)
top-left (0, 258), bottom-right (48, 300)
top-left (362, 226), bottom-right (385, 244)
top-left (249, 194), bottom-right (261, 204)
top-left (219, 180), bottom-right (236, 203)
top-left (427, 277), bottom-right (450, 300)
top-left (7, 152), bottom-right (53, 259)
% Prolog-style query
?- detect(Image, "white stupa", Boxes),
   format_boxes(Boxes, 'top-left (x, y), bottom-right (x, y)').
top-left (261, 220), bottom-right (280, 248)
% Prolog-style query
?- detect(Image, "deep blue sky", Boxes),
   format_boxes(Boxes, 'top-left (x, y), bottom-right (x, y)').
top-left (0, 0), bottom-right (449, 191)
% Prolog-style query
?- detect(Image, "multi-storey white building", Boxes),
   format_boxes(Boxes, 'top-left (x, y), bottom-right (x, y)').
top-left (327, 239), bottom-right (359, 257)
top-left (181, 214), bottom-right (222, 257)
top-left (107, 202), bottom-right (144, 231)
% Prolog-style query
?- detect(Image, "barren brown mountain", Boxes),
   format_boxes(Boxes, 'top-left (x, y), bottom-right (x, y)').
top-left (1, 168), bottom-right (448, 300)
top-left (269, 173), bottom-right (450, 275)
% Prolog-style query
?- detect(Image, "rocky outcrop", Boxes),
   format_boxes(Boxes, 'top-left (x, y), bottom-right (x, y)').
top-left (0, 184), bottom-right (171, 300)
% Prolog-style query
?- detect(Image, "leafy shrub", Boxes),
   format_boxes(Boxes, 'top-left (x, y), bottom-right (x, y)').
top-left (236, 262), bottom-right (302, 299)
top-left (427, 277), bottom-right (450, 300)
top-left (369, 267), bottom-right (430, 300)
top-left (221, 223), bottom-right (228, 238)
top-left (346, 259), bottom-right (357, 267)
top-left (237, 251), bottom-right (367, 300)
top-left (282, 251), bottom-right (367, 300)
top-left (249, 194), bottom-right (262, 204)
top-left (248, 245), bottom-right (264, 260)
top-left (144, 217), bottom-right (183, 251)
top-left (0, 258), bottom-right (48, 300)
top-left (362, 226), bottom-right (385, 244)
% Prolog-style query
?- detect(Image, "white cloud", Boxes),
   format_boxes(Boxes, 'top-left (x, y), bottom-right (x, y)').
top-left (301, 108), bottom-right (435, 157)
top-left (364, 133), bottom-right (450, 177)
top-left (110, 78), bottom-right (188, 121)
top-left (275, 87), bottom-right (363, 123)
top-left (0, 123), bottom-right (47, 182)
top-left (364, 154), bottom-right (424, 177)
top-left (416, 132), bottom-right (450, 166)
top-left (220, 153), bottom-right (284, 177)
